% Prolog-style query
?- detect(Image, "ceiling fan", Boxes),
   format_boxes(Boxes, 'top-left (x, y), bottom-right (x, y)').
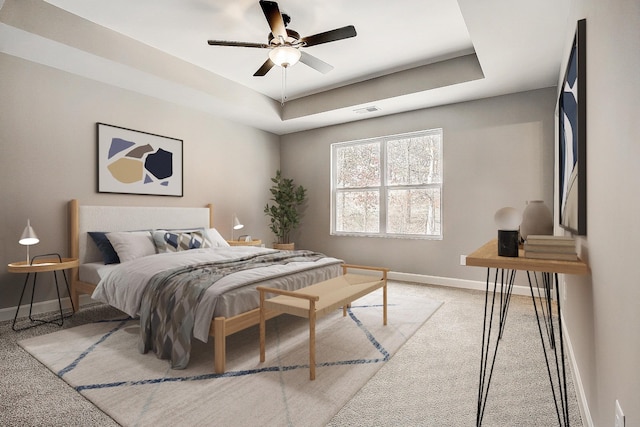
top-left (207, 0), bottom-right (357, 77)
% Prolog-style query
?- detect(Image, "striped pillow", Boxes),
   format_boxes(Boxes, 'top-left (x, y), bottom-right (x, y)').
top-left (153, 230), bottom-right (211, 253)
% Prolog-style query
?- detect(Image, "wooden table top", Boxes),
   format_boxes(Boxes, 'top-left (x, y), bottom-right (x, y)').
top-left (466, 240), bottom-right (589, 275)
top-left (8, 258), bottom-right (79, 273)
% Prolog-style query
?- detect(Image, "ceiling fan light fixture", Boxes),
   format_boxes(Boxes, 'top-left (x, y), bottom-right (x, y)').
top-left (269, 46), bottom-right (301, 67)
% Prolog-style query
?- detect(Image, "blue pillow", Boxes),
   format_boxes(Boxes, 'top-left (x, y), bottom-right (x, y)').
top-left (88, 231), bottom-right (120, 264)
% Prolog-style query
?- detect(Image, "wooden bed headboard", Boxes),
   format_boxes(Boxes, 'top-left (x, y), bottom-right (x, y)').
top-left (69, 199), bottom-right (214, 265)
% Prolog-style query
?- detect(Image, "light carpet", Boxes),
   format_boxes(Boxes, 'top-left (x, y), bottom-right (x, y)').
top-left (19, 286), bottom-right (442, 427)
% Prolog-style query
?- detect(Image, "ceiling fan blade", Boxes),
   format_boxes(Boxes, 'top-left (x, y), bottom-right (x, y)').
top-left (259, 0), bottom-right (287, 40)
top-left (207, 40), bottom-right (270, 48)
top-left (301, 25), bottom-right (357, 47)
top-left (253, 58), bottom-right (276, 76)
top-left (299, 51), bottom-right (334, 74)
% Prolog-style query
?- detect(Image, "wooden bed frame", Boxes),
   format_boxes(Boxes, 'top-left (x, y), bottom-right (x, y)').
top-left (68, 199), bottom-right (300, 374)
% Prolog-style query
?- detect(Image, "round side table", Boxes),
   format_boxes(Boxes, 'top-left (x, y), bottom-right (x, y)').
top-left (7, 254), bottom-right (79, 331)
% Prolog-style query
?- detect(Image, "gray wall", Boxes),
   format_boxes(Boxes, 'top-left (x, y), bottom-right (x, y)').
top-left (560, 0), bottom-right (640, 425)
top-left (280, 88), bottom-right (556, 283)
top-left (0, 53), bottom-right (280, 311)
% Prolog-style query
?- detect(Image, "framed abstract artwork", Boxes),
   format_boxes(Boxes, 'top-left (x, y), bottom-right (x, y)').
top-left (97, 123), bottom-right (183, 197)
top-left (558, 19), bottom-right (586, 235)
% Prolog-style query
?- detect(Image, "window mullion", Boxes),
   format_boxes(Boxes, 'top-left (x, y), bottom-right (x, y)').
top-left (379, 140), bottom-right (387, 234)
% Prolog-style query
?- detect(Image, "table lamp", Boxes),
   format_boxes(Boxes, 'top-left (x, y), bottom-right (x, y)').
top-left (232, 215), bottom-right (244, 240)
top-left (494, 207), bottom-right (521, 257)
top-left (19, 219), bottom-right (39, 264)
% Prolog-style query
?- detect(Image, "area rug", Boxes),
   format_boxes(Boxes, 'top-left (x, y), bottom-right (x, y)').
top-left (19, 284), bottom-right (442, 427)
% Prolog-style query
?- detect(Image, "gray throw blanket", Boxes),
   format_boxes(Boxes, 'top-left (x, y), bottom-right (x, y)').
top-left (138, 250), bottom-right (327, 369)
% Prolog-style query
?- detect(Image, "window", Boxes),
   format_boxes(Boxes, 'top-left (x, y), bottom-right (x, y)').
top-left (331, 129), bottom-right (442, 239)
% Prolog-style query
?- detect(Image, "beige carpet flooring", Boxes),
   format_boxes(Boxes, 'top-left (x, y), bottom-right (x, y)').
top-left (328, 283), bottom-right (582, 426)
top-left (1, 281), bottom-right (582, 426)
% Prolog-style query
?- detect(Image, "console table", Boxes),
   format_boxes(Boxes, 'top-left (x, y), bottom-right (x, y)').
top-left (465, 240), bottom-right (589, 426)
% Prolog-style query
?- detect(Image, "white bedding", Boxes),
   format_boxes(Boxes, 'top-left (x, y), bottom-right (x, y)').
top-left (79, 262), bottom-right (118, 285)
top-left (91, 246), bottom-right (343, 341)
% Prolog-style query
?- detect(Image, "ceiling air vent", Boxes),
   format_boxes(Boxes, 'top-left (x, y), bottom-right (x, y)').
top-left (353, 106), bottom-right (381, 114)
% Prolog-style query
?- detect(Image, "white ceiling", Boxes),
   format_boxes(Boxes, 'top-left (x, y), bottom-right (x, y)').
top-left (45, 0), bottom-right (476, 100)
top-left (1, 0), bottom-right (570, 134)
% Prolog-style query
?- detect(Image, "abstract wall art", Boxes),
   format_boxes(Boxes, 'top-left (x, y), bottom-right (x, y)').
top-left (558, 19), bottom-right (586, 235)
top-left (97, 123), bottom-right (183, 197)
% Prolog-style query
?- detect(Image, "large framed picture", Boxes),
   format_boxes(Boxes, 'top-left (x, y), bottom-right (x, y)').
top-left (97, 123), bottom-right (183, 197)
top-left (558, 19), bottom-right (586, 235)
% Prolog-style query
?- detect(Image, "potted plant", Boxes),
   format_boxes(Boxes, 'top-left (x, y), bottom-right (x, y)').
top-left (264, 170), bottom-right (307, 250)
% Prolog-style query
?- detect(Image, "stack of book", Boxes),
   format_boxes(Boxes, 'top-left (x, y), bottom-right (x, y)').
top-left (523, 235), bottom-right (577, 261)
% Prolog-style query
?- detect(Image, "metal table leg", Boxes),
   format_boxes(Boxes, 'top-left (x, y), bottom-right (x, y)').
top-left (476, 267), bottom-right (517, 426)
top-left (477, 269), bottom-right (570, 426)
top-left (527, 271), bottom-right (570, 426)
top-left (12, 272), bottom-right (32, 331)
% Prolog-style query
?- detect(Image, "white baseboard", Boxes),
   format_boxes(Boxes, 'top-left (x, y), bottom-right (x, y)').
top-left (0, 294), bottom-right (93, 323)
top-left (388, 271), bottom-right (534, 297)
top-left (561, 312), bottom-right (593, 427)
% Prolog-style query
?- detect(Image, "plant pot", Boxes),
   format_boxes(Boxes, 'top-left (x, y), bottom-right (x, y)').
top-left (273, 243), bottom-right (295, 251)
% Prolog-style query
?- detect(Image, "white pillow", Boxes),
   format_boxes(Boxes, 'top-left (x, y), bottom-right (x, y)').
top-left (106, 231), bottom-right (157, 262)
top-left (207, 228), bottom-right (230, 247)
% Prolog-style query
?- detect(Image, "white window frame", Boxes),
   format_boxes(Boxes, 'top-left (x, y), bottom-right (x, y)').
top-left (331, 129), bottom-right (443, 239)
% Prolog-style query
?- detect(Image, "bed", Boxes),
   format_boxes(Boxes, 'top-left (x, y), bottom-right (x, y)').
top-left (68, 199), bottom-right (343, 373)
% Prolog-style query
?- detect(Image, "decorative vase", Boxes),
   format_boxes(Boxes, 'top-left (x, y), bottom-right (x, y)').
top-left (273, 243), bottom-right (295, 251)
top-left (520, 200), bottom-right (553, 241)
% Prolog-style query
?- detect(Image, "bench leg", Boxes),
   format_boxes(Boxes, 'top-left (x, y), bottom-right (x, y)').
top-left (260, 290), bottom-right (266, 363)
top-left (309, 301), bottom-right (316, 380)
top-left (342, 302), bottom-right (352, 317)
top-left (383, 283), bottom-right (388, 325)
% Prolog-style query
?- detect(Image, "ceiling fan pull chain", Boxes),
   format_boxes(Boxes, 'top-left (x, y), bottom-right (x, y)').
top-left (281, 66), bottom-right (287, 106)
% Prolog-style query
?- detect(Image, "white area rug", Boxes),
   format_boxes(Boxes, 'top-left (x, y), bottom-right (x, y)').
top-left (19, 285), bottom-right (441, 427)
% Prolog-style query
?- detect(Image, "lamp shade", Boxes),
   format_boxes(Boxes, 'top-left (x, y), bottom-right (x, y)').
top-left (494, 207), bottom-right (522, 231)
top-left (269, 46), bottom-right (301, 67)
top-left (19, 219), bottom-right (39, 246)
top-left (233, 216), bottom-right (244, 230)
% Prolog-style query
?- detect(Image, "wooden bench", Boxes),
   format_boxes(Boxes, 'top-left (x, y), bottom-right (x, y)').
top-left (257, 264), bottom-right (389, 380)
